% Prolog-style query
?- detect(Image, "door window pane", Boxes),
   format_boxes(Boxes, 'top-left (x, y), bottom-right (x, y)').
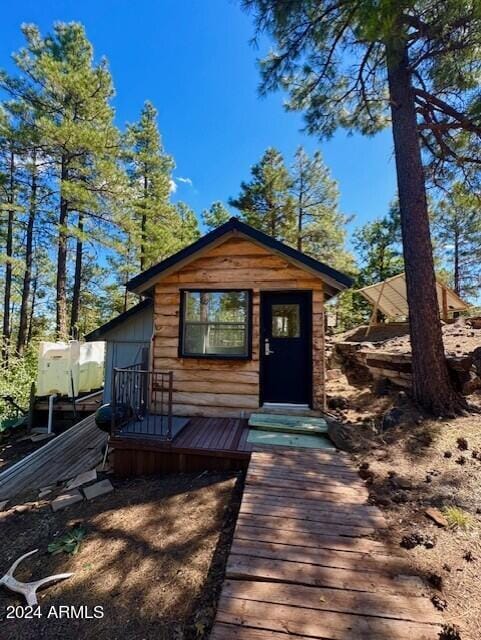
top-left (182, 291), bottom-right (249, 357)
top-left (272, 304), bottom-right (300, 338)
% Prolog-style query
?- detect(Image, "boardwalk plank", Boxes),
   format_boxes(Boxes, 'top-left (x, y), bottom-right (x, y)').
top-left (226, 554), bottom-right (424, 595)
top-left (230, 540), bottom-right (410, 575)
top-left (236, 513), bottom-right (377, 537)
top-left (239, 500), bottom-right (387, 528)
top-left (234, 523), bottom-right (396, 555)
top-left (210, 449), bottom-right (441, 640)
top-left (216, 596), bottom-right (441, 640)
top-left (221, 580), bottom-right (442, 624)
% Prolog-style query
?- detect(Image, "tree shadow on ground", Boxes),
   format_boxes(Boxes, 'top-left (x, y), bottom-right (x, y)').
top-left (0, 470), bottom-right (244, 640)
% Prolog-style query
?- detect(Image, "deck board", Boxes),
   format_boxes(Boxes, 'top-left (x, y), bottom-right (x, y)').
top-left (210, 450), bottom-right (442, 640)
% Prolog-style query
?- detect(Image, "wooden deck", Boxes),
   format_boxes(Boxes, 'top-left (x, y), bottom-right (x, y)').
top-left (112, 417), bottom-right (253, 475)
top-left (211, 449), bottom-right (443, 640)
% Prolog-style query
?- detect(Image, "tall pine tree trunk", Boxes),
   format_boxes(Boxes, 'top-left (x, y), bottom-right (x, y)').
top-left (453, 227), bottom-right (460, 295)
top-left (27, 273), bottom-right (37, 345)
top-left (70, 213), bottom-right (84, 336)
top-left (17, 150), bottom-right (37, 356)
top-left (387, 43), bottom-right (463, 415)
top-left (140, 174), bottom-right (148, 271)
top-left (2, 149), bottom-right (15, 364)
top-left (56, 156), bottom-right (69, 339)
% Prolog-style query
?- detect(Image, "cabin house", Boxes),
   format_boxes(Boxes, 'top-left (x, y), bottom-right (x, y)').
top-left (87, 218), bottom-right (352, 474)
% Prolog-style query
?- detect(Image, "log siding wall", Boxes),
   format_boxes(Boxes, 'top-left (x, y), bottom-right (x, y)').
top-left (153, 236), bottom-right (325, 417)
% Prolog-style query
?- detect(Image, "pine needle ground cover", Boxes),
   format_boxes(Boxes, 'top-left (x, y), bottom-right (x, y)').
top-left (326, 371), bottom-right (481, 640)
top-left (0, 472), bottom-right (242, 640)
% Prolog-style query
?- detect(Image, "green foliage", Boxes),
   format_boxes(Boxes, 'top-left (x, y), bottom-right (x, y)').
top-left (229, 146), bottom-right (354, 269)
top-left (202, 201), bottom-right (231, 231)
top-left (0, 21), bottom-right (202, 353)
top-left (290, 146), bottom-right (353, 268)
top-left (434, 184), bottom-right (481, 299)
top-left (0, 344), bottom-right (37, 420)
top-left (243, 1), bottom-right (481, 166)
top-left (48, 525), bottom-right (87, 555)
top-left (354, 203), bottom-right (403, 285)
top-left (229, 147), bottom-right (295, 241)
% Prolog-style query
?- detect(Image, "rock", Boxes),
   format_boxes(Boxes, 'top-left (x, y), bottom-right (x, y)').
top-left (391, 491), bottom-right (408, 504)
top-left (381, 407), bottom-right (403, 430)
top-left (51, 490), bottom-right (83, 512)
top-left (38, 489), bottom-right (52, 499)
top-left (358, 468), bottom-right (373, 481)
top-left (467, 316), bottom-right (481, 329)
top-left (83, 479), bottom-right (113, 500)
top-left (472, 346), bottom-right (481, 375)
top-left (431, 595), bottom-right (448, 611)
top-left (461, 372), bottom-right (481, 395)
top-left (448, 355), bottom-right (473, 372)
top-left (326, 368), bottom-right (343, 381)
top-left (427, 573), bottom-right (443, 590)
top-left (0, 500), bottom-right (9, 511)
top-left (327, 395), bottom-right (348, 410)
top-left (390, 474), bottom-right (415, 490)
top-left (30, 432), bottom-right (56, 443)
top-left (400, 532), bottom-right (436, 550)
top-left (439, 624), bottom-right (461, 640)
top-left (425, 507), bottom-right (448, 528)
top-left (66, 469), bottom-right (97, 490)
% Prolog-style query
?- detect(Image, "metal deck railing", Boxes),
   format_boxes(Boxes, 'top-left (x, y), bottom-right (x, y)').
top-left (111, 364), bottom-right (174, 440)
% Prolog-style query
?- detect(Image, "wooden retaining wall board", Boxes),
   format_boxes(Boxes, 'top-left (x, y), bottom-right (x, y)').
top-left (152, 235), bottom-right (326, 417)
top-left (210, 450), bottom-right (443, 640)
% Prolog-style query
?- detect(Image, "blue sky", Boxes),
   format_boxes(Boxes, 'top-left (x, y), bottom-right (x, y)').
top-left (1, 0), bottom-right (397, 237)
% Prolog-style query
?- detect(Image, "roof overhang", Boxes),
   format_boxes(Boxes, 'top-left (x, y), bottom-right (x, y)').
top-left (85, 298), bottom-right (153, 341)
top-left (126, 218), bottom-right (353, 299)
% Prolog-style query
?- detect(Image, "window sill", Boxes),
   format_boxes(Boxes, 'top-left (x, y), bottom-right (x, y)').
top-left (179, 353), bottom-right (252, 361)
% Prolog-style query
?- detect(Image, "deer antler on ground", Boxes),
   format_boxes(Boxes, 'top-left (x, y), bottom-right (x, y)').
top-left (0, 549), bottom-right (73, 605)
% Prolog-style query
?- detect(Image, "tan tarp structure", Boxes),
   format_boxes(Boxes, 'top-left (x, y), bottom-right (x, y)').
top-left (357, 273), bottom-right (469, 321)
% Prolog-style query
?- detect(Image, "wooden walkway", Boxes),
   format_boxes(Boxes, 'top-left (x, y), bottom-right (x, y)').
top-left (211, 449), bottom-right (443, 640)
top-left (0, 414), bottom-right (107, 500)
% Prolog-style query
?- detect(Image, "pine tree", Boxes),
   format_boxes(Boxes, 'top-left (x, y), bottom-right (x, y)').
top-left (174, 201), bottom-right (200, 246)
top-left (354, 205), bottom-right (403, 286)
top-left (434, 184), bottom-right (481, 299)
top-left (229, 147), bottom-right (295, 241)
top-left (124, 101), bottom-right (176, 270)
top-left (290, 146), bottom-right (351, 267)
top-left (1, 22), bottom-right (123, 339)
top-left (241, 0), bottom-right (481, 414)
top-left (0, 111), bottom-right (20, 363)
top-left (202, 201), bottom-right (231, 231)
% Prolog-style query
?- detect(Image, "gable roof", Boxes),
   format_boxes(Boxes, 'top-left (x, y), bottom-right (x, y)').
top-left (85, 298), bottom-right (153, 341)
top-left (127, 217), bottom-right (353, 297)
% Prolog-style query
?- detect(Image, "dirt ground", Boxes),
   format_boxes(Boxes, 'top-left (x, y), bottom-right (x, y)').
top-left (326, 373), bottom-right (481, 640)
top-left (0, 426), bottom-right (49, 473)
top-left (336, 316), bottom-right (481, 357)
top-left (0, 471), bottom-right (243, 640)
